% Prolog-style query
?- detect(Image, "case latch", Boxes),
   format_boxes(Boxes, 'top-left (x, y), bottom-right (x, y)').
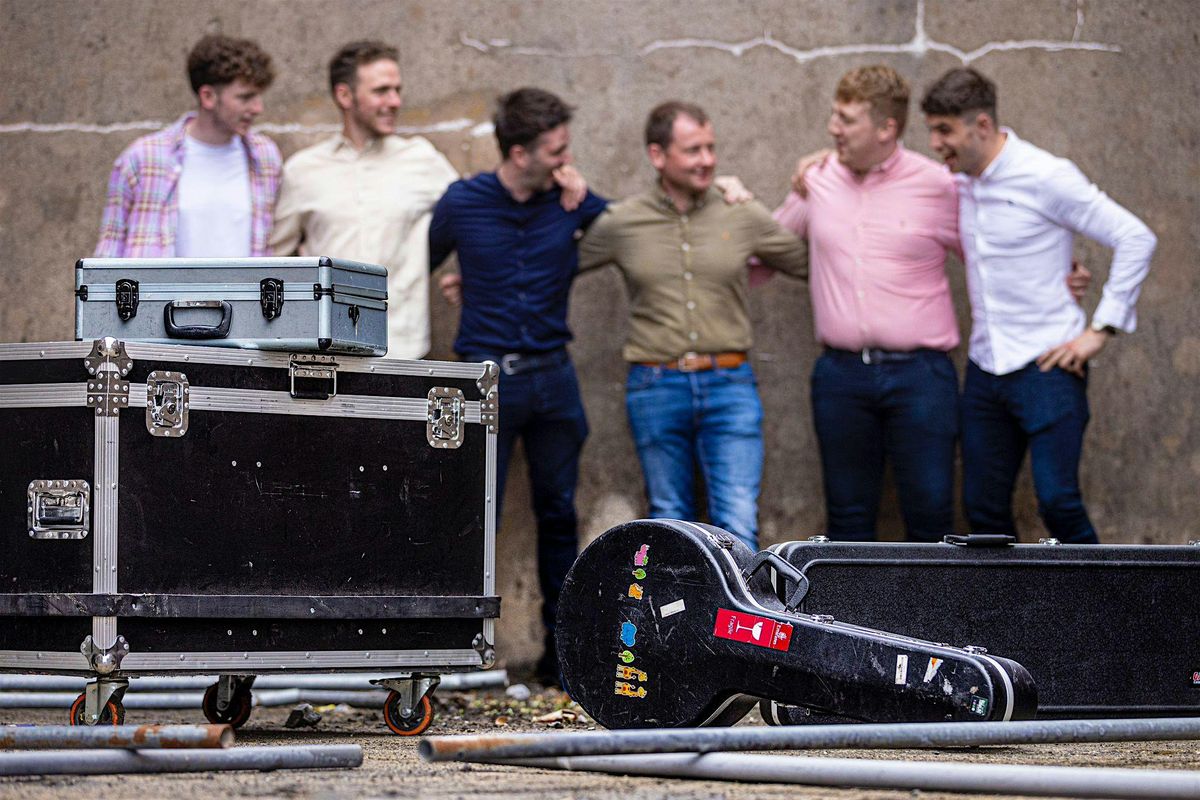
top-left (146, 371), bottom-right (190, 437)
top-left (260, 278), bottom-right (285, 320)
top-left (427, 387), bottom-right (465, 449)
top-left (28, 480), bottom-right (91, 540)
top-left (84, 337), bottom-right (132, 417)
top-left (290, 353), bottom-right (338, 399)
top-left (115, 278), bottom-right (139, 321)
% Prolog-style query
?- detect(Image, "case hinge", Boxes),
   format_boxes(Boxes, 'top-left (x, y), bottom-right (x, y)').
top-left (84, 337), bottom-right (132, 417)
top-left (115, 278), bottom-right (139, 321)
top-left (146, 371), bottom-right (190, 437)
top-left (427, 387), bottom-right (465, 449)
top-left (290, 353), bottom-right (338, 399)
top-left (27, 479), bottom-right (91, 540)
top-left (260, 278), bottom-right (285, 320)
top-left (477, 361), bottom-right (499, 434)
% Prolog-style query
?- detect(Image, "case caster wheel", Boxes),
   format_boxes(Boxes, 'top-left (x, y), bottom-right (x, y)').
top-left (383, 691), bottom-right (433, 736)
top-left (202, 682), bottom-right (253, 728)
top-left (69, 693), bottom-right (125, 726)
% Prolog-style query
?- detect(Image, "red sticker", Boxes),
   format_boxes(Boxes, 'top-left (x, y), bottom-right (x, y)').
top-left (713, 608), bottom-right (793, 651)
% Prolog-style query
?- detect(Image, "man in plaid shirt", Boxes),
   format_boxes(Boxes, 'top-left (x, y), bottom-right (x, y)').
top-left (94, 34), bottom-right (281, 258)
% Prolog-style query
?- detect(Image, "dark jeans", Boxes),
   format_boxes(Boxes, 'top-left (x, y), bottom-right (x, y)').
top-left (961, 360), bottom-right (1098, 543)
top-left (811, 348), bottom-right (958, 542)
top-left (463, 350), bottom-right (589, 650)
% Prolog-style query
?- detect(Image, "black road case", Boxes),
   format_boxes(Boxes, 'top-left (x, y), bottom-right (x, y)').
top-left (763, 536), bottom-right (1200, 721)
top-left (0, 336), bottom-right (498, 734)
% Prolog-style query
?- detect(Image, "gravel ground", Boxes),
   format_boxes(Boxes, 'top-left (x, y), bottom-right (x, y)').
top-left (2, 684), bottom-right (1198, 799)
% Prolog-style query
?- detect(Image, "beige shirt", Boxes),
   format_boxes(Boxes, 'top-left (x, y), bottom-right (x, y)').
top-left (271, 134), bottom-right (458, 358)
top-left (579, 185), bottom-right (808, 363)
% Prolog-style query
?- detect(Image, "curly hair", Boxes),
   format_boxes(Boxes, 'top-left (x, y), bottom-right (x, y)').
top-left (187, 34), bottom-right (275, 93)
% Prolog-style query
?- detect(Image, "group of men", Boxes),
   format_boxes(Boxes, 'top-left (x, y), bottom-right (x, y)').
top-left (96, 34), bottom-right (1156, 682)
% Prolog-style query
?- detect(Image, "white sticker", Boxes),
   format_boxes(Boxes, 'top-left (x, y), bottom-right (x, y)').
top-left (659, 599), bottom-right (686, 618)
top-left (924, 657), bottom-right (943, 683)
top-left (895, 654), bottom-right (909, 684)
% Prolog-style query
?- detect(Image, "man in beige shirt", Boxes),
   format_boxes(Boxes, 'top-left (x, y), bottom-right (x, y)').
top-left (578, 101), bottom-right (808, 549)
top-left (270, 41), bottom-right (458, 359)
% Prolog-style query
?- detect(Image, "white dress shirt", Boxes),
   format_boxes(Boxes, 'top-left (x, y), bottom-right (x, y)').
top-left (957, 129), bottom-right (1156, 375)
top-left (271, 134), bottom-right (458, 359)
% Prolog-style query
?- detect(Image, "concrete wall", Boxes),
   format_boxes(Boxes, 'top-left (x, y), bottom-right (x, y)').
top-left (3, 0), bottom-right (1197, 669)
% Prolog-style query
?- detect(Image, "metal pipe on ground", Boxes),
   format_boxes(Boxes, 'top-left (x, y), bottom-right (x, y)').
top-left (420, 717), bottom-right (1200, 762)
top-left (0, 689), bottom-right (392, 710)
top-left (0, 744), bottom-right (363, 776)
top-left (0, 724), bottom-right (232, 750)
top-left (499, 753), bottom-right (1200, 799)
top-left (0, 671), bottom-right (506, 693)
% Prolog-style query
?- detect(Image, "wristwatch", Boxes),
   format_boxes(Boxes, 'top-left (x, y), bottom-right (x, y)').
top-left (1090, 319), bottom-right (1119, 336)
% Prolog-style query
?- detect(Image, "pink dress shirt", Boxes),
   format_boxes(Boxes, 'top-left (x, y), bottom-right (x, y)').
top-left (773, 144), bottom-right (961, 352)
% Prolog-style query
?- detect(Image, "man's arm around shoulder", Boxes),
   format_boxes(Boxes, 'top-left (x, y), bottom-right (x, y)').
top-left (747, 199), bottom-right (808, 280)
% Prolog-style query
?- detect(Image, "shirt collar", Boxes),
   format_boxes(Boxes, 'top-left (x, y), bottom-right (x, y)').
top-left (331, 132), bottom-right (389, 156)
top-left (979, 127), bottom-right (1018, 181)
top-left (172, 111), bottom-right (266, 173)
top-left (873, 142), bottom-right (905, 174)
top-left (653, 180), bottom-right (713, 214)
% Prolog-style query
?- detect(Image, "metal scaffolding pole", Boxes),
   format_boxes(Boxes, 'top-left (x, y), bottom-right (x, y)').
top-left (498, 753), bottom-right (1200, 799)
top-left (421, 717), bottom-right (1200, 762)
top-left (0, 724), bottom-right (232, 749)
top-left (0, 744), bottom-right (363, 776)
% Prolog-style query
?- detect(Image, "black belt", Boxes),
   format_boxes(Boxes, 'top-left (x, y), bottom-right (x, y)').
top-left (464, 347), bottom-right (568, 376)
top-left (824, 346), bottom-right (943, 365)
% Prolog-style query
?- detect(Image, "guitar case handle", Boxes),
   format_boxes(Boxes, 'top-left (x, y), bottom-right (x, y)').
top-left (742, 550), bottom-right (810, 611)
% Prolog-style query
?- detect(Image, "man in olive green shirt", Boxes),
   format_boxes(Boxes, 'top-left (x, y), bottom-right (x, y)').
top-left (578, 101), bottom-right (808, 549)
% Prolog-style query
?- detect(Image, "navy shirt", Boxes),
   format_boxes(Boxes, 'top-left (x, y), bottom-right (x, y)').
top-left (429, 172), bottom-right (608, 355)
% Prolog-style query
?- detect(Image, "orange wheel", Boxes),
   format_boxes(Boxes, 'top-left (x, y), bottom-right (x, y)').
top-left (68, 693), bottom-right (124, 726)
top-left (383, 691), bottom-right (433, 736)
top-left (201, 682), bottom-right (253, 728)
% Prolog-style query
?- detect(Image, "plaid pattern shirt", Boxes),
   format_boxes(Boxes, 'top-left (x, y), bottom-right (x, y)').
top-left (94, 113), bottom-right (281, 257)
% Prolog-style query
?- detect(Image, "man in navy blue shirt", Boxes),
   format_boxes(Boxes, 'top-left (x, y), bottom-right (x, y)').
top-left (429, 87), bottom-right (607, 684)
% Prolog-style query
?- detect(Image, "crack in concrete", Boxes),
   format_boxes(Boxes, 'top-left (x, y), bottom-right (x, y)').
top-left (461, 0), bottom-right (1119, 65)
top-left (0, 117), bottom-right (491, 137)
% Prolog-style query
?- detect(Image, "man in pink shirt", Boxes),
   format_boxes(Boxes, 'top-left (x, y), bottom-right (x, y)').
top-left (774, 65), bottom-right (962, 541)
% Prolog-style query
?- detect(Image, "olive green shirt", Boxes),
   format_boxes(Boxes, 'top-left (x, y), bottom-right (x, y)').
top-left (578, 185), bottom-right (809, 362)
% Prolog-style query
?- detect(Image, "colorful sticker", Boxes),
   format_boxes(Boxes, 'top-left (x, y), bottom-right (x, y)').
top-left (895, 654), bottom-right (909, 685)
top-left (620, 621), bottom-right (638, 647)
top-left (634, 544), bottom-right (650, 567)
top-left (712, 609), bottom-right (793, 651)
top-left (632, 568), bottom-right (647, 580)
top-left (924, 657), bottom-right (943, 683)
top-left (1192, 670), bottom-right (1200, 686)
top-left (615, 681), bottom-right (647, 698)
top-left (970, 696), bottom-right (990, 717)
top-left (659, 599), bottom-right (686, 618)
top-left (616, 664), bottom-right (648, 682)
top-left (628, 583), bottom-right (644, 600)
top-left (618, 650), bottom-right (636, 664)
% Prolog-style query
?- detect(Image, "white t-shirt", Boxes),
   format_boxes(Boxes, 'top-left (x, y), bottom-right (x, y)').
top-left (176, 135), bottom-right (253, 257)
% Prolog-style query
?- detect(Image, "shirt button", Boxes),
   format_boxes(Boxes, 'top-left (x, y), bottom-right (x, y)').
top-left (686, 301), bottom-right (696, 310)
top-left (681, 242), bottom-right (691, 252)
top-left (856, 290), bottom-right (865, 298)
top-left (518, 292), bottom-right (526, 301)
top-left (684, 272), bottom-right (693, 280)
top-left (681, 215), bottom-right (689, 223)
top-left (688, 331), bottom-right (698, 341)
top-left (854, 257), bottom-right (862, 265)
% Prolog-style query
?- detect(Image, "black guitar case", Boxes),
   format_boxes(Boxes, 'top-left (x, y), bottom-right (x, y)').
top-left (761, 535), bottom-right (1200, 724)
top-left (556, 519), bottom-right (1036, 729)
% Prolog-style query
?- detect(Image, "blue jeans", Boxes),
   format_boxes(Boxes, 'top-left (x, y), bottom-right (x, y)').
top-left (625, 362), bottom-right (763, 549)
top-left (961, 360), bottom-right (1098, 543)
top-left (462, 350), bottom-right (589, 647)
top-left (811, 349), bottom-right (958, 542)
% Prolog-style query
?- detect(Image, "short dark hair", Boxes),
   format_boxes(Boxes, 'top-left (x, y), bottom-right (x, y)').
top-left (329, 40), bottom-right (400, 95)
top-left (644, 101), bottom-right (710, 149)
top-left (493, 88), bottom-right (574, 158)
top-left (187, 34), bottom-right (275, 94)
top-left (920, 68), bottom-right (998, 123)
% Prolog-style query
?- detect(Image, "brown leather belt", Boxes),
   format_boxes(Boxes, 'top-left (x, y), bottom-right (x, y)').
top-left (637, 351), bottom-right (748, 372)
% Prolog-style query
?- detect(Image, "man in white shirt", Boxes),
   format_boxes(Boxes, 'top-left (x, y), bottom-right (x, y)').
top-left (921, 68), bottom-right (1157, 543)
top-left (270, 41), bottom-right (459, 359)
